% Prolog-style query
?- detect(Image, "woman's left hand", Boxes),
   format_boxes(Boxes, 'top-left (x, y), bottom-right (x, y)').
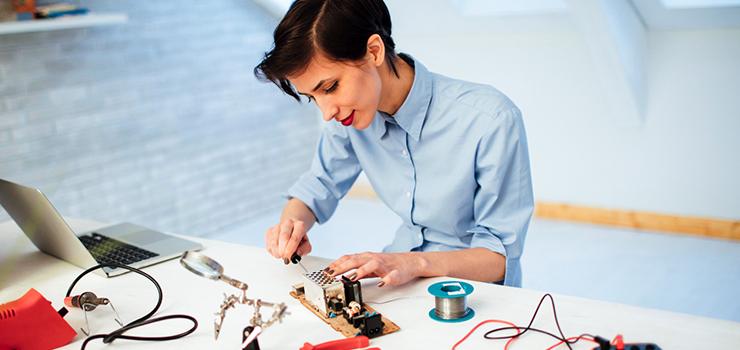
top-left (326, 252), bottom-right (426, 287)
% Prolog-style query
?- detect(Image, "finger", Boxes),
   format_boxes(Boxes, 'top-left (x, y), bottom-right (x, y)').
top-left (352, 259), bottom-right (381, 281)
top-left (331, 254), bottom-right (371, 277)
top-left (379, 269), bottom-right (402, 287)
top-left (296, 238), bottom-right (312, 257)
top-left (265, 225), bottom-right (279, 258)
top-left (326, 254), bottom-right (350, 273)
top-left (284, 220), bottom-right (306, 258)
top-left (327, 251), bottom-right (371, 272)
top-left (277, 220), bottom-right (294, 258)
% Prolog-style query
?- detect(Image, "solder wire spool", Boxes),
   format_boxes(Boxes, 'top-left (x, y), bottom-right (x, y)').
top-left (427, 281), bottom-right (475, 322)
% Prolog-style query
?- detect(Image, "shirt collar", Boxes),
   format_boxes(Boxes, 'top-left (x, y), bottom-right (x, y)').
top-left (368, 54), bottom-right (432, 141)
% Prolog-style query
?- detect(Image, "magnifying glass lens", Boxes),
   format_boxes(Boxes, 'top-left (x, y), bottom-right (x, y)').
top-left (180, 251), bottom-right (224, 280)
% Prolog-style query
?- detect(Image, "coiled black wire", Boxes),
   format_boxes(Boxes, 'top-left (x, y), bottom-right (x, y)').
top-left (483, 293), bottom-right (595, 350)
top-left (62, 263), bottom-right (197, 350)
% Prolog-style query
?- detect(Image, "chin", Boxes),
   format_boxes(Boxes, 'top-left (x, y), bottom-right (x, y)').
top-left (353, 113), bottom-right (374, 130)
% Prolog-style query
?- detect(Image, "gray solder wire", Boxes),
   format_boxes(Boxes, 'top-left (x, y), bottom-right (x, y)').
top-left (434, 296), bottom-right (468, 320)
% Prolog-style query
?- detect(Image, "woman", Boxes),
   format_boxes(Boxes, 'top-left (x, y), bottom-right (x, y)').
top-left (255, 0), bottom-right (533, 288)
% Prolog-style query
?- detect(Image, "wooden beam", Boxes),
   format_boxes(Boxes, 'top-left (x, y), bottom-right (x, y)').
top-left (536, 202), bottom-right (740, 240)
top-left (347, 184), bottom-right (740, 240)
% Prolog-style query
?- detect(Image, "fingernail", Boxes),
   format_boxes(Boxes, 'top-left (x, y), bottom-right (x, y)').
top-left (283, 258), bottom-right (289, 265)
top-left (348, 272), bottom-right (357, 281)
top-left (327, 269), bottom-right (334, 275)
top-left (377, 281), bottom-right (385, 288)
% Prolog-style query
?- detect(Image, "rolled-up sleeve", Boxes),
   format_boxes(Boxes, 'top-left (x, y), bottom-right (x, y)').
top-left (287, 122), bottom-right (362, 224)
top-left (467, 107), bottom-right (534, 287)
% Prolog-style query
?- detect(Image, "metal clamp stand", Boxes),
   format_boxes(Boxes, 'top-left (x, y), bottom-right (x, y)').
top-left (180, 251), bottom-right (288, 349)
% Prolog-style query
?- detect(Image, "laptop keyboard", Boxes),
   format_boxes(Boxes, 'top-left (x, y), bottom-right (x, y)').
top-left (79, 233), bottom-right (159, 266)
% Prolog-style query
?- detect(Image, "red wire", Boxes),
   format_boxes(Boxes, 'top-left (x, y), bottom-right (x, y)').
top-left (452, 319), bottom-right (602, 350)
top-left (451, 319), bottom-right (521, 350)
top-left (545, 335), bottom-right (598, 350)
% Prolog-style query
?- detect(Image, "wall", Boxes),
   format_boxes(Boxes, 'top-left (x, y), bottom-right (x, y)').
top-left (0, 1), bottom-right (317, 237)
top-left (385, 0), bottom-right (740, 220)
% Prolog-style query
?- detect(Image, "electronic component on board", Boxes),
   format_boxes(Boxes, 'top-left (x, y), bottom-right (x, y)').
top-left (292, 283), bottom-right (305, 296)
top-left (360, 312), bottom-right (383, 338)
top-left (351, 314), bottom-right (365, 328)
top-left (302, 270), bottom-right (344, 317)
top-left (295, 268), bottom-right (396, 338)
top-left (341, 275), bottom-right (363, 305)
top-left (328, 297), bottom-right (344, 313)
top-left (343, 301), bottom-right (362, 320)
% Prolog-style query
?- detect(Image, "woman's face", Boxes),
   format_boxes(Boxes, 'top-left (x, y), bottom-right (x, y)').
top-left (288, 52), bottom-right (382, 130)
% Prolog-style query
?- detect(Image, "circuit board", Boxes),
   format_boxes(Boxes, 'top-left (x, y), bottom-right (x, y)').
top-left (290, 291), bottom-right (401, 338)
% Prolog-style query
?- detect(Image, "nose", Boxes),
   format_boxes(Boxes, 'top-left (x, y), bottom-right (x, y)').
top-left (317, 100), bottom-right (339, 122)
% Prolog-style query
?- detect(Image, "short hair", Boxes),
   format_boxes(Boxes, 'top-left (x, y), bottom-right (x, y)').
top-left (254, 0), bottom-right (399, 101)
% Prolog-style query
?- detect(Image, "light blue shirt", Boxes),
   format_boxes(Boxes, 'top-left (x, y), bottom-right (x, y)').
top-left (287, 55), bottom-right (533, 287)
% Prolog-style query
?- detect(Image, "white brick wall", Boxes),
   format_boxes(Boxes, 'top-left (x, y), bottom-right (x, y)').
top-left (0, 1), bottom-right (318, 238)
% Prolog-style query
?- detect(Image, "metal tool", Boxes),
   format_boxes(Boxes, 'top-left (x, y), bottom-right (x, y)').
top-left (180, 250), bottom-right (247, 290)
top-left (180, 251), bottom-right (288, 347)
top-left (288, 252), bottom-right (309, 273)
top-left (64, 291), bottom-right (123, 335)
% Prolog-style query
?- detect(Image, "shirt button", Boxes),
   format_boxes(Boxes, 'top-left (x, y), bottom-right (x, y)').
top-left (401, 150), bottom-right (408, 156)
top-left (405, 191), bottom-right (411, 198)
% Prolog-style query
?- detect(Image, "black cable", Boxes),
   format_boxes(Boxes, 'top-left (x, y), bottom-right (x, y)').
top-left (64, 263), bottom-right (198, 350)
top-left (483, 293), bottom-right (592, 350)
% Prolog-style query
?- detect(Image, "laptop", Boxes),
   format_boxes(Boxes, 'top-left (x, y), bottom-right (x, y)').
top-left (0, 178), bottom-right (203, 277)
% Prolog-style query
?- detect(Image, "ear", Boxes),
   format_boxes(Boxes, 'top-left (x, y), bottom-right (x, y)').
top-left (366, 34), bottom-right (385, 68)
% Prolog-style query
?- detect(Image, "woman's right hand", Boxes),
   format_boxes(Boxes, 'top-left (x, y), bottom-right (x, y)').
top-left (265, 218), bottom-right (312, 262)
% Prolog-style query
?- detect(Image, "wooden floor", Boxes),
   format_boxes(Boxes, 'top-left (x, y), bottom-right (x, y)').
top-left (212, 198), bottom-right (740, 323)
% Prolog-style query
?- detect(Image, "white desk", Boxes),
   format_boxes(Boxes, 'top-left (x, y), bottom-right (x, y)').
top-left (1, 219), bottom-right (739, 349)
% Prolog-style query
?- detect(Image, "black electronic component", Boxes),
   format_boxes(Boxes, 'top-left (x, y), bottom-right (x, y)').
top-left (351, 314), bottom-right (365, 328)
top-left (591, 344), bottom-right (661, 350)
top-left (360, 313), bottom-right (383, 338)
top-left (341, 276), bottom-right (363, 305)
top-left (342, 308), bottom-right (350, 321)
top-left (328, 298), bottom-right (344, 313)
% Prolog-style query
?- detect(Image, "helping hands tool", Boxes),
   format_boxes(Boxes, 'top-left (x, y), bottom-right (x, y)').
top-left (180, 251), bottom-right (288, 349)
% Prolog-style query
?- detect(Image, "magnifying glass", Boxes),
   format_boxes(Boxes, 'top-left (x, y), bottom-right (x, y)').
top-left (180, 251), bottom-right (248, 290)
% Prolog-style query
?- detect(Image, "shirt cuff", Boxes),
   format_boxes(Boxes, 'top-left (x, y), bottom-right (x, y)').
top-left (467, 225), bottom-right (518, 285)
top-left (285, 174), bottom-right (340, 225)
top-left (467, 225), bottom-right (507, 258)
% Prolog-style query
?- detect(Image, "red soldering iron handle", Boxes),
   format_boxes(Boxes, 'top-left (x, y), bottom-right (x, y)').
top-left (300, 335), bottom-right (370, 350)
top-left (0, 288), bottom-right (76, 349)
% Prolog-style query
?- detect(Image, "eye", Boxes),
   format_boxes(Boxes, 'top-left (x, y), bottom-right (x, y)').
top-left (324, 81), bottom-right (339, 94)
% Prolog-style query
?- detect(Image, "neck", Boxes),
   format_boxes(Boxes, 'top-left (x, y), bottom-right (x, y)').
top-left (377, 56), bottom-right (414, 116)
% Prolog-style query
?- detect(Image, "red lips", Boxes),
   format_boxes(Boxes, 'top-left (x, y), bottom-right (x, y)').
top-left (340, 111), bottom-right (355, 126)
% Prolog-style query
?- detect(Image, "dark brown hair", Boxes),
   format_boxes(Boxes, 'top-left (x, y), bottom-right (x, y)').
top-left (254, 0), bottom-right (399, 101)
